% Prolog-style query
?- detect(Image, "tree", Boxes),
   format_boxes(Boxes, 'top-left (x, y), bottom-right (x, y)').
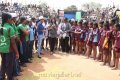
top-left (37, 2), bottom-right (50, 17)
top-left (64, 5), bottom-right (78, 12)
top-left (82, 2), bottom-right (102, 11)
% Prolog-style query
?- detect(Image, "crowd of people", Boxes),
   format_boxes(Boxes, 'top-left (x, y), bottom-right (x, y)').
top-left (0, 8), bottom-right (120, 80)
top-left (0, 1), bottom-right (55, 19)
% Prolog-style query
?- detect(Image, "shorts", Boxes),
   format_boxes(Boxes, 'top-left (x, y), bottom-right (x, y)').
top-left (114, 48), bottom-right (120, 53)
top-left (79, 39), bottom-right (84, 43)
top-left (92, 42), bottom-right (98, 46)
top-left (87, 41), bottom-right (92, 46)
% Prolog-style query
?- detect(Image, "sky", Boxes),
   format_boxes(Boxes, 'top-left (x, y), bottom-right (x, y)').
top-left (2, 0), bottom-right (120, 10)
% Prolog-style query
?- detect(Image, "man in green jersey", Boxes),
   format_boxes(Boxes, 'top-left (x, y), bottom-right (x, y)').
top-left (17, 17), bottom-right (29, 65)
top-left (24, 20), bottom-right (31, 62)
top-left (10, 13), bottom-right (22, 77)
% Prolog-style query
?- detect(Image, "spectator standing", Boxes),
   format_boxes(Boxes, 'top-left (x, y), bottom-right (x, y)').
top-left (48, 23), bottom-right (57, 54)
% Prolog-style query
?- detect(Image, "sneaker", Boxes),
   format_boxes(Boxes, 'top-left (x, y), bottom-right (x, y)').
top-left (41, 53), bottom-right (44, 55)
top-left (20, 69), bottom-right (24, 72)
top-left (13, 77), bottom-right (18, 80)
top-left (38, 56), bottom-right (41, 58)
top-left (42, 47), bottom-right (44, 49)
top-left (46, 48), bottom-right (49, 50)
top-left (14, 73), bottom-right (23, 76)
top-left (50, 52), bottom-right (53, 55)
top-left (26, 60), bottom-right (32, 63)
top-left (21, 64), bottom-right (27, 67)
top-left (0, 77), bottom-right (5, 80)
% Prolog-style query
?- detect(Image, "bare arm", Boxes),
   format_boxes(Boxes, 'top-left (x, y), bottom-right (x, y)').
top-left (16, 36), bottom-right (21, 44)
top-left (74, 31), bottom-right (82, 34)
top-left (22, 29), bottom-right (29, 35)
top-left (11, 36), bottom-right (19, 59)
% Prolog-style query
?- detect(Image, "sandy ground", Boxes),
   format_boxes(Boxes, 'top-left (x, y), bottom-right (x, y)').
top-left (15, 50), bottom-right (120, 80)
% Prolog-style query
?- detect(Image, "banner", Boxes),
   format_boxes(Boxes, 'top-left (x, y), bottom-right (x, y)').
top-left (116, 11), bottom-right (120, 22)
top-left (58, 10), bottom-right (64, 17)
top-left (76, 12), bottom-right (81, 21)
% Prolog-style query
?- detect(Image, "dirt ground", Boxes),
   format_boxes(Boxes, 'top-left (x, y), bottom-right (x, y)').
top-left (16, 50), bottom-right (120, 80)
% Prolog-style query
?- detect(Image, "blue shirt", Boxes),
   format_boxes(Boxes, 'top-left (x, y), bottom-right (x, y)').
top-left (37, 22), bottom-right (44, 35)
top-left (29, 26), bottom-right (34, 41)
top-left (93, 29), bottom-right (99, 43)
top-left (93, 34), bottom-right (98, 42)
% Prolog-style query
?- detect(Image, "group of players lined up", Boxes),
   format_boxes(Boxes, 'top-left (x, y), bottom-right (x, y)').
top-left (0, 11), bottom-right (120, 80)
top-left (0, 12), bottom-right (37, 80)
top-left (59, 19), bottom-right (120, 70)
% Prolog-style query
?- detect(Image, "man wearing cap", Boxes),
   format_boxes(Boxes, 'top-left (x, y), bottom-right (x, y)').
top-left (25, 18), bottom-right (32, 63)
top-left (10, 13), bottom-right (22, 77)
top-left (37, 16), bottom-right (46, 58)
top-left (17, 17), bottom-right (30, 65)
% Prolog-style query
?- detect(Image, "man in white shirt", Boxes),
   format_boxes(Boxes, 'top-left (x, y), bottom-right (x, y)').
top-left (58, 18), bottom-right (71, 53)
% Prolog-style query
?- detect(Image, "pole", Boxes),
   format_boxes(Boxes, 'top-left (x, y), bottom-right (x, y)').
top-left (11, 0), bottom-right (12, 5)
top-left (25, 0), bottom-right (26, 5)
top-left (5, 0), bottom-right (7, 3)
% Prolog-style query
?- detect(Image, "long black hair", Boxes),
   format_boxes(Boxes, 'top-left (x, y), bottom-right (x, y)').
top-left (93, 22), bottom-right (98, 28)
top-left (2, 12), bottom-right (12, 26)
top-left (103, 21), bottom-right (110, 30)
top-left (0, 12), bottom-right (12, 35)
top-left (51, 18), bottom-right (57, 25)
top-left (115, 23), bottom-right (120, 29)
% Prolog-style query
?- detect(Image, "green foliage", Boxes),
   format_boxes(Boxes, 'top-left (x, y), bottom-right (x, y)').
top-left (64, 5), bottom-right (78, 12)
